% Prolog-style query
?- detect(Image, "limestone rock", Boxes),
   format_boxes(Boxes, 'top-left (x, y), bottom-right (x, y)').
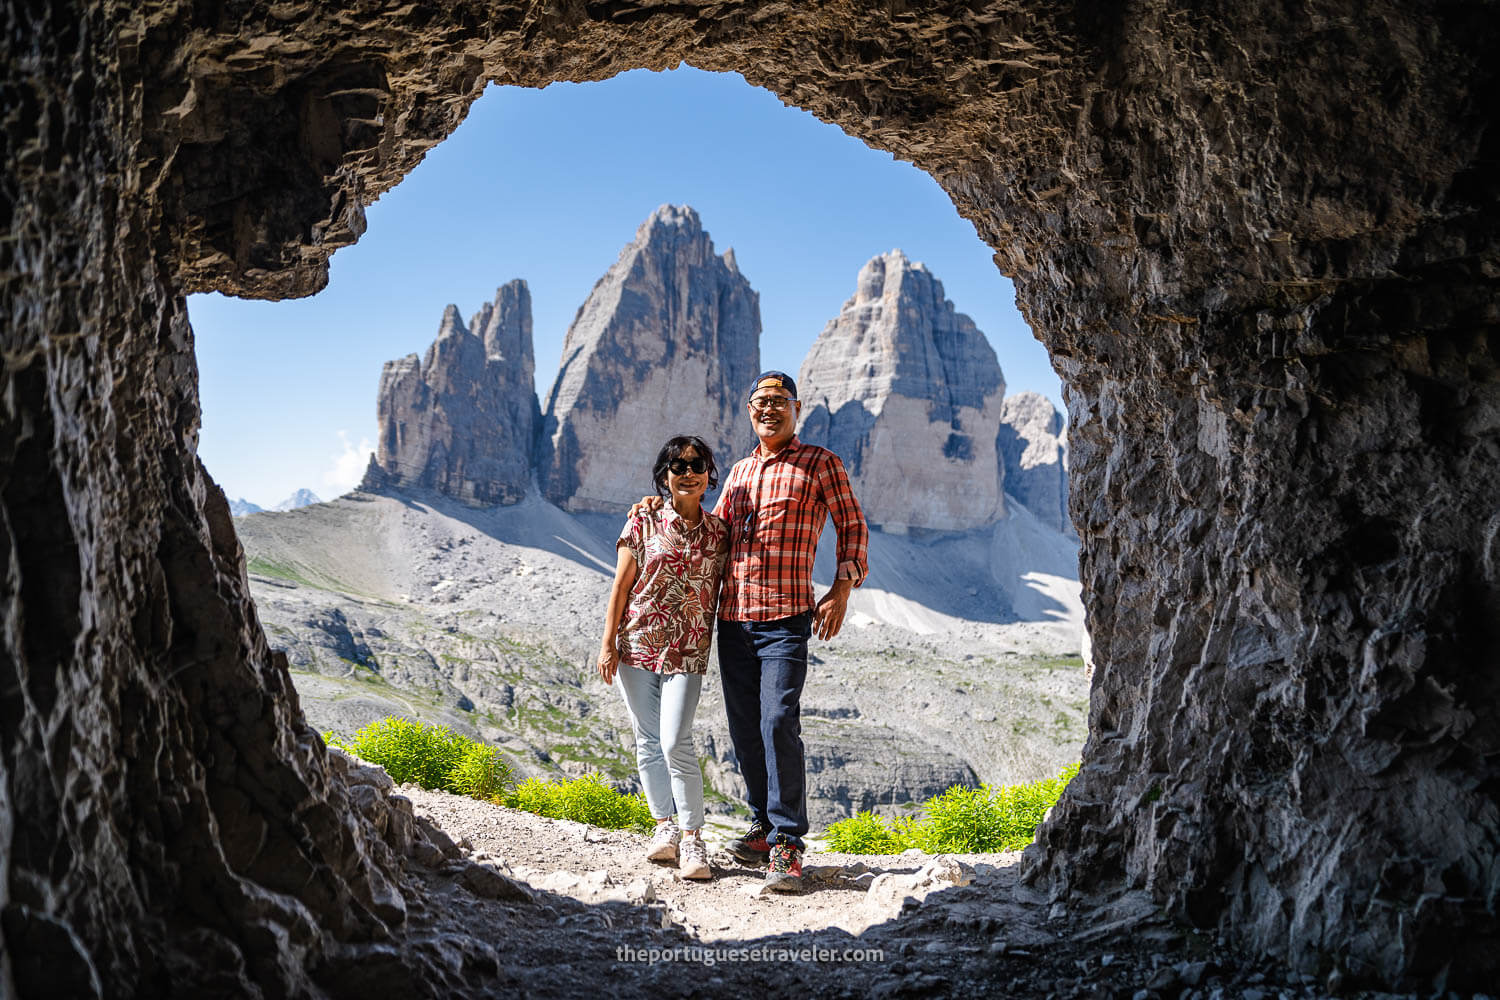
top-left (537, 205), bottom-right (761, 512)
top-left (698, 717), bottom-right (980, 827)
top-left (365, 280), bottom-right (539, 505)
top-left (863, 856), bottom-right (978, 920)
top-left (797, 251), bottom-right (1006, 532)
top-left (456, 861), bottom-right (534, 904)
top-left (997, 392), bottom-right (1073, 537)
top-left (7, 0), bottom-right (1498, 993)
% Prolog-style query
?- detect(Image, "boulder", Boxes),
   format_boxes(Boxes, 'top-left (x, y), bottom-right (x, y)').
top-left (797, 251), bottom-right (1006, 532)
top-left (537, 205), bottom-right (761, 512)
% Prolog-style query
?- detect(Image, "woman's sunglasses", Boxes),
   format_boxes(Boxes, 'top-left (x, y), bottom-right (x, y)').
top-left (667, 457), bottom-right (708, 475)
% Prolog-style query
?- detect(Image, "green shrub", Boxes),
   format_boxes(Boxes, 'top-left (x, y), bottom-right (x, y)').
top-left (327, 717), bottom-right (512, 800)
top-left (503, 773), bottom-right (653, 833)
top-left (824, 809), bottom-right (907, 854)
top-left (447, 742), bottom-right (512, 800)
top-left (823, 762), bottom-right (1079, 855)
top-left (907, 783), bottom-right (1006, 853)
top-left (506, 776), bottom-right (561, 817)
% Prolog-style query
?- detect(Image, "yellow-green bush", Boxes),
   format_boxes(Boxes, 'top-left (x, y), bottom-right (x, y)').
top-left (825, 762), bottom-right (1079, 854)
top-left (325, 718), bottom-right (513, 800)
top-left (503, 774), bottom-right (652, 833)
top-left (326, 717), bottom-right (678, 834)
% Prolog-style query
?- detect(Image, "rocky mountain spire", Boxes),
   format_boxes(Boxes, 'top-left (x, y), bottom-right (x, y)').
top-left (537, 204), bottom-right (761, 512)
top-left (997, 391), bottom-right (1073, 537)
top-left (363, 279), bottom-right (539, 505)
top-left (797, 250), bottom-right (1006, 532)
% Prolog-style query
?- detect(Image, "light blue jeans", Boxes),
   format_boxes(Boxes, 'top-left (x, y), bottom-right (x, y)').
top-left (616, 664), bottom-right (705, 831)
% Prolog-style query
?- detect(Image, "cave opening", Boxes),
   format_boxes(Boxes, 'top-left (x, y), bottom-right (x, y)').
top-left (189, 64), bottom-right (1089, 861)
top-left (4, 3), bottom-right (1497, 996)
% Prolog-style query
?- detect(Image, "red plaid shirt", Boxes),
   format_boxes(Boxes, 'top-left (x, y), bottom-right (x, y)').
top-left (712, 437), bottom-right (869, 622)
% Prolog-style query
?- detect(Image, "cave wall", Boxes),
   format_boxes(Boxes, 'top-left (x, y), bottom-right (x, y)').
top-left (1, 0), bottom-right (1495, 994)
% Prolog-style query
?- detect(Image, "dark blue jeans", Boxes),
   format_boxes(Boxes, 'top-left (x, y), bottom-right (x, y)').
top-left (717, 612), bottom-right (812, 851)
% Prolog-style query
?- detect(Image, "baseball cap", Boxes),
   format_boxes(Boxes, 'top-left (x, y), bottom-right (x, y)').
top-left (749, 370), bottom-right (798, 400)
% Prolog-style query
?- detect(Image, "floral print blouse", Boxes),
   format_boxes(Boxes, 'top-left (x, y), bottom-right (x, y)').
top-left (616, 505), bottom-right (729, 675)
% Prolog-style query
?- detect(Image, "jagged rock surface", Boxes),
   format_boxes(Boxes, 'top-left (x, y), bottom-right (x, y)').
top-left (538, 205), bottom-right (761, 512)
top-left (798, 251), bottom-right (1007, 532)
top-left (365, 280), bottom-right (539, 505)
top-left (5, 1), bottom-right (1498, 995)
top-left (997, 392), bottom-right (1072, 537)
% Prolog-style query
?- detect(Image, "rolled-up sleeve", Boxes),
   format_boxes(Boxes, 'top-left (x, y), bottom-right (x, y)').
top-left (816, 452), bottom-right (868, 586)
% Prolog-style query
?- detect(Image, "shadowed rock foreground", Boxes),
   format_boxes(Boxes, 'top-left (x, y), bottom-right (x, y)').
top-left (2, 1), bottom-right (1496, 996)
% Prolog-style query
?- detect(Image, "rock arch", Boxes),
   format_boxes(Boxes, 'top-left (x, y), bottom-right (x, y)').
top-left (3, 1), bottom-right (1495, 994)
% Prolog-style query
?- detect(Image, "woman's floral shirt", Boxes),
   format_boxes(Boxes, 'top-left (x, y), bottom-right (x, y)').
top-left (616, 505), bottom-right (729, 675)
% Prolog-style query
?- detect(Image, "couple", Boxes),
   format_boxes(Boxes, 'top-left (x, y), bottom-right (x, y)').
top-left (595, 371), bottom-right (869, 892)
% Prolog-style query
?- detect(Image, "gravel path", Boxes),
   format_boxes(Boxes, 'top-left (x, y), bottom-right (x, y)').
top-left (401, 785), bottom-right (1023, 940)
top-left (392, 786), bottom-right (1350, 1000)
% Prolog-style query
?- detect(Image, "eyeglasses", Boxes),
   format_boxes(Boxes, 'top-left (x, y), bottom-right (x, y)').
top-left (667, 456), bottom-right (708, 475)
top-left (748, 395), bottom-right (795, 412)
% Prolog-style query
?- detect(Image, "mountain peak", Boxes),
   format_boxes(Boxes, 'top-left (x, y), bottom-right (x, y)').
top-left (798, 252), bottom-right (1007, 532)
top-left (365, 281), bottom-right (539, 506)
top-left (274, 489), bottom-right (322, 511)
top-left (641, 203), bottom-right (702, 236)
top-left (538, 205), bottom-right (760, 512)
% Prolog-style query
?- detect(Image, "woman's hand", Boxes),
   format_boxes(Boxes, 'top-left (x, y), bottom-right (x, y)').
top-left (597, 647), bottom-right (619, 685)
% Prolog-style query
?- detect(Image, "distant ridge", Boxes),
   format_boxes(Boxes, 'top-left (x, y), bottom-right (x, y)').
top-left (273, 489), bottom-right (322, 511)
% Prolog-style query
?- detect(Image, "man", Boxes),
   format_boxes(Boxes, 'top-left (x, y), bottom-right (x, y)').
top-left (711, 370), bottom-right (868, 892)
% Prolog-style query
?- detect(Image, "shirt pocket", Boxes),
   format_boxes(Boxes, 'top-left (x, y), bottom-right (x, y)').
top-left (759, 488), bottom-right (815, 528)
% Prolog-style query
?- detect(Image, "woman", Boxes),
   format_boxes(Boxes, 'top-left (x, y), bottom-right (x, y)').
top-left (597, 436), bottom-right (729, 880)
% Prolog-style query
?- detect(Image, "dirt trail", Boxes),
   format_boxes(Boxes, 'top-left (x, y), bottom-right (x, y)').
top-left (397, 787), bottom-right (1349, 999)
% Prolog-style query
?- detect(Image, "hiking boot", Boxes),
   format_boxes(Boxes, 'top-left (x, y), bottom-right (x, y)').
top-left (765, 842), bottom-right (803, 893)
top-left (725, 819), bottom-right (772, 865)
top-left (645, 820), bottom-right (680, 862)
top-left (678, 832), bottom-right (711, 880)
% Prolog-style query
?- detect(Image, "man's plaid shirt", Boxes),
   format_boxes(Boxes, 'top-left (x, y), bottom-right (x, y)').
top-left (712, 436), bottom-right (869, 622)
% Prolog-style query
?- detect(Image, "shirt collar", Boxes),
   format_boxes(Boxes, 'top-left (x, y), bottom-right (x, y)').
top-left (659, 504), bottom-right (703, 529)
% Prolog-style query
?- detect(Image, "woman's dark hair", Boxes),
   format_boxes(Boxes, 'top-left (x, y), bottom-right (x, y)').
top-left (652, 435), bottom-right (719, 498)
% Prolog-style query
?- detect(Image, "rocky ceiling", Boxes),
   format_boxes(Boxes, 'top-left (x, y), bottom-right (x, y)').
top-left (2, 0), bottom-right (1496, 995)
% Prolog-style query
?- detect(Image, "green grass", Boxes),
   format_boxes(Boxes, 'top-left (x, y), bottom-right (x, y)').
top-left (1031, 654), bottom-right (1086, 671)
top-left (548, 741), bottom-right (636, 781)
top-left (247, 556), bottom-right (321, 588)
top-left (824, 762), bottom-right (1079, 854)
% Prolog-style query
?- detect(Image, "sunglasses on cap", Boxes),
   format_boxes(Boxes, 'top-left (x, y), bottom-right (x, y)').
top-left (667, 456), bottom-right (708, 475)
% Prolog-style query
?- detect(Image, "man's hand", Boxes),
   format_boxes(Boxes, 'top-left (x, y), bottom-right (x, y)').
top-left (597, 647), bottom-right (619, 685)
top-left (628, 495), bottom-right (663, 519)
top-left (813, 579), bottom-right (855, 641)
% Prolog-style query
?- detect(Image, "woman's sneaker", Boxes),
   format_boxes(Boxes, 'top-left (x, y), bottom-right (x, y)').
top-left (726, 819), bottom-right (772, 865)
top-left (765, 842), bottom-right (803, 892)
top-left (646, 820), bottom-right (681, 862)
top-left (679, 833), bottom-right (711, 880)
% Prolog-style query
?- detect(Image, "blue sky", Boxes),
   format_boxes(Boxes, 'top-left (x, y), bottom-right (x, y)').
top-left (190, 67), bottom-right (1061, 508)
